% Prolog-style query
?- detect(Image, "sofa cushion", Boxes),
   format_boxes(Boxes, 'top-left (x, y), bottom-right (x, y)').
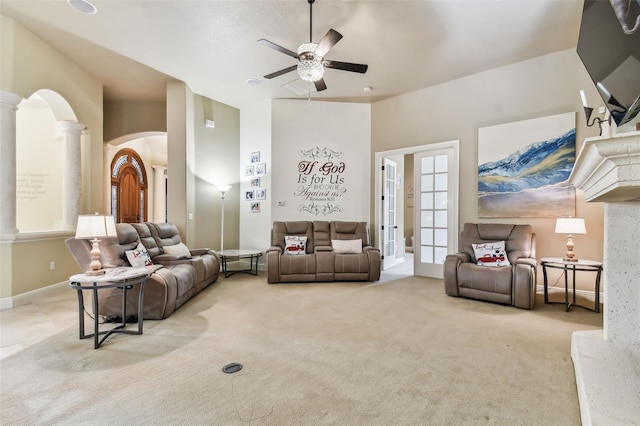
top-left (163, 242), bottom-right (191, 259)
top-left (285, 236), bottom-right (307, 255)
top-left (131, 223), bottom-right (163, 258)
top-left (125, 243), bottom-right (154, 267)
top-left (332, 239), bottom-right (362, 254)
top-left (472, 241), bottom-right (510, 267)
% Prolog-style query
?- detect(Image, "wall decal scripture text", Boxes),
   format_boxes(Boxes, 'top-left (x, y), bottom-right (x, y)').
top-left (295, 147), bottom-right (347, 215)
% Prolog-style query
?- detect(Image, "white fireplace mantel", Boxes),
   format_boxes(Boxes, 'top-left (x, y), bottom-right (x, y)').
top-left (569, 131), bottom-right (640, 202)
top-left (567, 129), bottom-right (640, 426)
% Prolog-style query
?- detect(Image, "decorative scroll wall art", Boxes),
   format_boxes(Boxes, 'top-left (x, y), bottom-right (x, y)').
top-left (295, 146), bottom-right (347, 215)
top-left (477, 112), bottom-right (576, 218)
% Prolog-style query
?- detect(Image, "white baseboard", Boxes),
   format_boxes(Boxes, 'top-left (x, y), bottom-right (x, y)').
top-left (0, 280), bottom-right (69, 310)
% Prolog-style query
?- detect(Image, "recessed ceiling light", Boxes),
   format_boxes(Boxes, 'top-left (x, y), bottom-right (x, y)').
top-left (246, 78), bottom-right (262, 87)
top-left (363, 86), bottom-right (372, 93)
top-left (68, 0), bottom-right (97, 14)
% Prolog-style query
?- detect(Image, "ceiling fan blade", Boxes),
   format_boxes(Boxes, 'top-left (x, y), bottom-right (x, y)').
top-left (258, 39), bottom-right (299, 59)
top-left (324, 60), bottom-right (368, 74)
top-left (264, 65), bottom-right (298, 79)
top-left (313, 29), bottom-right (343, 57)
top-left (314, 78), bottom-right (327, 92)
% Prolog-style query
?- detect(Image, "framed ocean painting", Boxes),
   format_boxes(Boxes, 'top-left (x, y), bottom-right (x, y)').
top-left (477, 112), bottom-right (576, 218)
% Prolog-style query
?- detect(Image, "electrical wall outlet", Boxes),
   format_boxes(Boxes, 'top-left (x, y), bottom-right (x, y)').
top-left (49, 261), bottom-right (55, 270)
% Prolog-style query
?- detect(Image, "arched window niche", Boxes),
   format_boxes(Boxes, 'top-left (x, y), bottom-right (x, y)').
top-left (14, 89), bottom-right (85, 235)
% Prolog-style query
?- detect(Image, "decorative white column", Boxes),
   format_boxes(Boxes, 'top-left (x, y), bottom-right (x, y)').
top-left (152, 165), bottom-right (167, 222)
top-left (603, 201), bottom-right (640, 345)
top-left (568, 130), bottom-right (640, 425)
top-left (59, 121), bottom-right (85, 230)
top-left (0, 91), bottom-right (23, 240)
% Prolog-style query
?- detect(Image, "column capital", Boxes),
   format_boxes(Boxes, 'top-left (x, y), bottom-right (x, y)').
top-left (0, 91), bottom-right (23, 109)
top-left (58, 120), bottom-right (85, 135)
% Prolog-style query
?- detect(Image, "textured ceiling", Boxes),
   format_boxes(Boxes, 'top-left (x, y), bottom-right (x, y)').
top-left (1, 0), bottom-right (584, 108)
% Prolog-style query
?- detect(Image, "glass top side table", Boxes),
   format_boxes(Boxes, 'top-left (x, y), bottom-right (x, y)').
top-left (69, 267), bottom-right (150, 349)
top-left (540, 257), bottom-right (603, 313)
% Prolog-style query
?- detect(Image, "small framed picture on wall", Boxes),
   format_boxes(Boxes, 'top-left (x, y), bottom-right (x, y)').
top-left (245, 165), bottom-right (255, 176)
top-left (255, 163), bottom-right (266, 176)
top-left (251, 177), bottom-right (260, 188)
top-left (245, 190), bottom-right (255, 201)
top-left (256, 188), bottom-right (266, 200)
top-left (251, 202), bottom-right (260, 213)
top-left (250, 151), bottom-right (260, 163)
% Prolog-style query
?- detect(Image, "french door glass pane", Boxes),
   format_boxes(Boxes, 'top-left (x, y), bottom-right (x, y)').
top-left (434, 192), bottom-right (448, 209)
top-left (421, 228), bottom-right (433, 245)
top-left (421, 246), bottom-right (434, 263)
top-left (421, 192), bottom-right (433, 209)
top-left (435, 173), bottom-right (448, 191)
top-left (435, 154), bottom-right (448, 172)
top-left (434, 210), bottom-right (447, 228)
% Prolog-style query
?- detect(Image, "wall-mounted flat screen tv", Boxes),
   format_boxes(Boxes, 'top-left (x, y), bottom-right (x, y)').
top-left (577, 0), bottom-right (640, 127)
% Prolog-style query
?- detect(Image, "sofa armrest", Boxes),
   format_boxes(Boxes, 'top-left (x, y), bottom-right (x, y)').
top-left (189, 248), bottom-right (212, 256)
top-left (444, 253), bottom-right (470, 296)
top-left (363, 246), bottom-right (380, 254)
top-left (512, 260), bottom-right (537, 309)
top-left (153, 254), bottom-right (191, 263)
top-left (513, 257), bottom-right (536, 268)
top-left (314, 245), bottom-right (333, 253)
top-left (266, 246), bottom-right (283, 254)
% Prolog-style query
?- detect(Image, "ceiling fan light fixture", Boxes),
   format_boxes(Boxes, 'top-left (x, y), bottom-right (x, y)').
top-left (297, 42), bottom-right (324, 82)
top-left (298, 58), bottom-right (324, 82)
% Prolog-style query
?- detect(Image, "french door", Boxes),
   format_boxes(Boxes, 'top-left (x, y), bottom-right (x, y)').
top-left (414, 145), bottom-right (458, 278)
top-left (382, 158), bottom-right (402, 269)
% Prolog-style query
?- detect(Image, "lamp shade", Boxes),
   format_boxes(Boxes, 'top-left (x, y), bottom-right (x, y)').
top-left (215, 183), bottom-right (232, 194)
top-left (555, 217), bottom-right (586, 235)
top-left (75, 214), bottom-right (117, 239)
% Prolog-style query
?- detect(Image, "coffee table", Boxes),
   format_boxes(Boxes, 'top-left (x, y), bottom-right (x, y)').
top-left (218, 249), bottom-right (263, 277)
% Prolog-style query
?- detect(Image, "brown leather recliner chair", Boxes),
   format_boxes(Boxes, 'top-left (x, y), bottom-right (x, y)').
top-left (444, 223), bottom-right (537, 309)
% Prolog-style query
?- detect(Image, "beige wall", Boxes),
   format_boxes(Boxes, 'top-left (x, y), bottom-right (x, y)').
top-left (104, 100), bottom-right (166, 142)
top-left (192, 94), bottom-right (240, 251)
top-left (371, 49), bottom-right (605, 290)
top-left (1, 16), bottom-right (103, 300)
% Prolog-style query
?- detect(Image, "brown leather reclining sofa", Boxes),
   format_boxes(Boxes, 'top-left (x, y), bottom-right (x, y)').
top-left (267, 220), bottom-right (381, 283)
top-left (66, 222), bottom-right (220, 319)
top-left (444, 223), bottom-right (537, 309)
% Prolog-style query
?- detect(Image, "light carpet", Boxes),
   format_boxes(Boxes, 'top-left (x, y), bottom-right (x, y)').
top-left (0, 274), bottom-right (602, 425)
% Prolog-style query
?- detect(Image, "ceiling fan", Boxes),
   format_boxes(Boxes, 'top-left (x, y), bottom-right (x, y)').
top-left (258, 0), bottom-right (368, 92)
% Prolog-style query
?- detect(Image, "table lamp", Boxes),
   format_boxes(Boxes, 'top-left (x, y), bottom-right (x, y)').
top-left (75, 213), bottom-right (117, 275)
top-left (555, 217), bottom-right (586, 262)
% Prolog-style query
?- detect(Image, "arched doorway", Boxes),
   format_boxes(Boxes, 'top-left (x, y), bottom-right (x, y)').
top-left (111, 148), bottom-right (148, 223)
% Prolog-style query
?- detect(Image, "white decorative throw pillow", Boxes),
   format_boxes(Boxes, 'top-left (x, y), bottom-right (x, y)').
top-left (472, 241), bottom-right (511, 267)
top-left (125, 243), bottom-right (154, 267)
top-left (284, 236), bottom-right (307, 255)
top-left (163, 242), bottom-right (191, 259)
top-left (332, 239), bottom-right (362, 254)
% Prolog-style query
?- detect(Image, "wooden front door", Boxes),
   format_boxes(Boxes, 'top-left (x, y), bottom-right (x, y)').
top-left (111, 148), bottom-right (148, 224)
top-left (120, 166), bottom-right (140, 223)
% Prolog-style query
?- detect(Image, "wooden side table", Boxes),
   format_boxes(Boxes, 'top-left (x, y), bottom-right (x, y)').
top-left (69, 267), bottom-right (149, 349)
top-left (541, 257), bottom-right (603, 313)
